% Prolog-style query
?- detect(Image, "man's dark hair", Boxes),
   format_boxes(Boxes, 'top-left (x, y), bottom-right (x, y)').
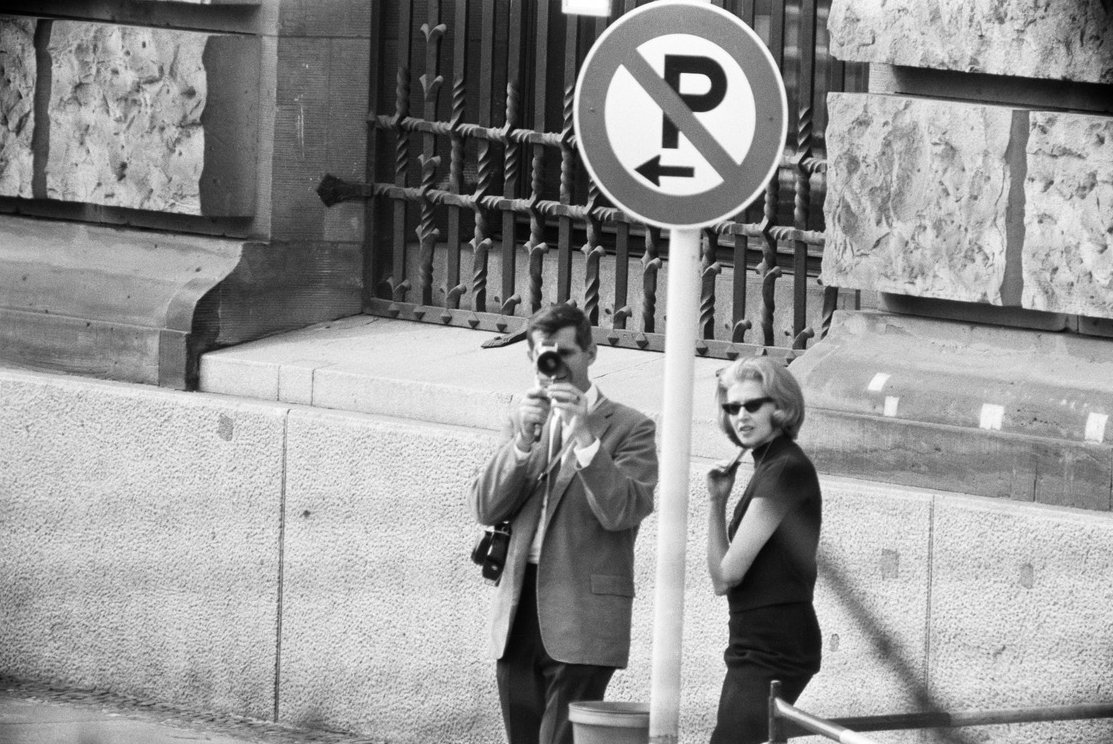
top-left (526, 303), bottom-right (593, 351)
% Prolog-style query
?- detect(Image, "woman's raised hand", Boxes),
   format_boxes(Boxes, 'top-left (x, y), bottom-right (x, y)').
top-left (706, 448), bottom-right (745, 504)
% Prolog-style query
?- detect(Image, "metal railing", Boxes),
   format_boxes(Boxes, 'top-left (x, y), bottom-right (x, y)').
top-left (318, 0), bottom-right (867, 359)
top-left (766, 680), bottom-right (1113, 744)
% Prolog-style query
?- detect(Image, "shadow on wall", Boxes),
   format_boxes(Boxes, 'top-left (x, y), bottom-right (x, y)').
top-left (822, 557), bottom-right (978, 744)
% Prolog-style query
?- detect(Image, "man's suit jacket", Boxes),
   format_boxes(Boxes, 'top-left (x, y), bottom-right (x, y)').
top-left (469, 394), bottom-right (658, 669)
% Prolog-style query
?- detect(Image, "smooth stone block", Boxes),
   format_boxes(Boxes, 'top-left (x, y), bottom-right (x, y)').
top-left (279, 408), bottom-right (501, 741)
top-left (929, 496), bottom-right (1113, 743)
top-left (0, 370), bottom-right (285, 716)
top-left (803, 481), bottom-right (933, 721)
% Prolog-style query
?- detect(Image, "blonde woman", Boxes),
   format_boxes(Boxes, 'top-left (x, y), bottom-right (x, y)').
top-left (705, 357), bottom-right (822, 744)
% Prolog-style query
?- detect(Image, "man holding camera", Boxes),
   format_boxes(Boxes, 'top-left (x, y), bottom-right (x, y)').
top-left (470, 303), bottom-right (659, 744)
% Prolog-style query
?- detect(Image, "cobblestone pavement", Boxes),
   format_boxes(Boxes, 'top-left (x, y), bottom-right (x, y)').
top-left (0, 678), bottom-right (385, 744)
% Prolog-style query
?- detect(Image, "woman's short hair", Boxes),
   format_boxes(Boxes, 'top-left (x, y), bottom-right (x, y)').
top-left (714, 356), bottom-right (806, 444)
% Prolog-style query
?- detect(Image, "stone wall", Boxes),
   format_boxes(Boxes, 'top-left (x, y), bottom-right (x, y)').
top-left (823, 0), bottom-right (1113, 325)
top-left (2, 364), bottom-right (1112, 744)
top-left (0, 2), bottom-right (364, 387)
top-left (810, 0), bottom-right (1113, 503)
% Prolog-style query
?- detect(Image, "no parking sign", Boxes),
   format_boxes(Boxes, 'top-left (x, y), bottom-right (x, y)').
top-left (574, 0), bottom-right (787, 228)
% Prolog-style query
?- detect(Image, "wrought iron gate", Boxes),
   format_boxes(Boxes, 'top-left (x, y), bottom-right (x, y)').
top-left (318, 0), bottom-right (865, 358)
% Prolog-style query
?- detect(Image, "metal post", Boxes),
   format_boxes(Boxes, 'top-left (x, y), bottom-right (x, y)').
top-left (648, 227), bottom-right (701, 744)
top-left (768, 680), bottom-right (786, 744)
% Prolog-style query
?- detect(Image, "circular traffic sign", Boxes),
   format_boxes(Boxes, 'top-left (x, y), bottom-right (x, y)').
top-left (574, 0), bottom-right (788, 229)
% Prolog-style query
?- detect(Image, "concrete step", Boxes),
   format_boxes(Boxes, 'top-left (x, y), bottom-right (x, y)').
top-left (197, 314), bottom-right (738, 462)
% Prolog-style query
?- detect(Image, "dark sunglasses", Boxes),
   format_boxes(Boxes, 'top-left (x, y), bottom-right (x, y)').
top-left (721, 397), bottom-right (774, 416)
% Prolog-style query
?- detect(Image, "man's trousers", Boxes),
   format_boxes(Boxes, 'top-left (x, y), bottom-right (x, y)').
top-left (496, 564), bottom-right (615, 744)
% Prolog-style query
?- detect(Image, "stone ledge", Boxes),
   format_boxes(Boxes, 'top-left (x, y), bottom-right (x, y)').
top-left (791, 310), bottom-right (1113, 510)
top-left (0, 216), bottom-right (247, 388)
top-left (197, 314), bottom-right (738, 463)
top-left (199, 310), bottom-right (1113, 513)
top-left (1, 216), bottom-right (362, 389)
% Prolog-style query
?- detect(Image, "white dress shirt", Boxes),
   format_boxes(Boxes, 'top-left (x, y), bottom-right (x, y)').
top-left (525, 385), bottom-right (600, 563)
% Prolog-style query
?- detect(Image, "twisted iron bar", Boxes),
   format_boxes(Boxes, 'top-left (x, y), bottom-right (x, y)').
top-left (581, 185), bottom-right (605, 324)
top-left (760, 265), bottom-right (782, 347)
top-left (700, 229), bottom-right (721, 340)
top-left (384, 60), bottom-right (412, 304)
top-left (333, 179), bottom-right (828, 248)
top-left (417, 154), bottom-right (442, 304)
top-left (344, 114), bottom-right (828, 350)
top-left (642, 226), bottom-right (662, 334)
top-left (445, 8), bottom-right (468, 312)
top-left (415, 14), bottom-right (446, 307)
top-left (525, 126), bottom-right (548, 312)
top-left (470, 123), bottom-right (498, 313)
top-left (556, 72), bottom-right (578, 304)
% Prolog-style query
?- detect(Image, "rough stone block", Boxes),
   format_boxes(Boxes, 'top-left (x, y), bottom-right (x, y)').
top-left (829, 0), bottom-right (1113, 85)
top-left (45, 20), bottom-right (258, 216)
top-left (1023, 112), bottom-right (1113, 318)
top-left (822, 92), bottom-right (1017, 305)
top-left (0, 16), bottom-right (35, 198)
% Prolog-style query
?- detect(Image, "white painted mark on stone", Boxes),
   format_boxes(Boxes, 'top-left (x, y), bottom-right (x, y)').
top-left (868, 372), bottom-right (890, 392)
top-left (884, 396), bottom-right (899, 417)
top-left (297, 105), bottom-right (306, 157)
top-left (1085, 412), bottom-right (1108, 443)
top-left (980, 403), bottom-right (1004, 431)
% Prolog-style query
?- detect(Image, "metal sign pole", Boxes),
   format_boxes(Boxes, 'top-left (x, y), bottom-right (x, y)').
top-left (648, 226), bottom-right (701, 744)
top-left (572, 4), bottom-right (786, 741)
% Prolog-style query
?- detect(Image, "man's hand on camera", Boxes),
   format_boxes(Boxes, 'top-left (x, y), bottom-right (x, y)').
top-left (546, 383), bottom-right (596, 449)
top-left (514, 387), bottom-right (551, 452)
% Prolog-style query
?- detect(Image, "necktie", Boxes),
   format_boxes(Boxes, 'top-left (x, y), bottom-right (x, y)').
top-left (549, 419), bottom-right (563, 471)
top-left (529, 418), bottom-right (562, 562)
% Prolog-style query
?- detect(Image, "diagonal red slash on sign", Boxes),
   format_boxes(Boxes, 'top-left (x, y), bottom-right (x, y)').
top-left (621, 50), bottom-right (744, 185)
